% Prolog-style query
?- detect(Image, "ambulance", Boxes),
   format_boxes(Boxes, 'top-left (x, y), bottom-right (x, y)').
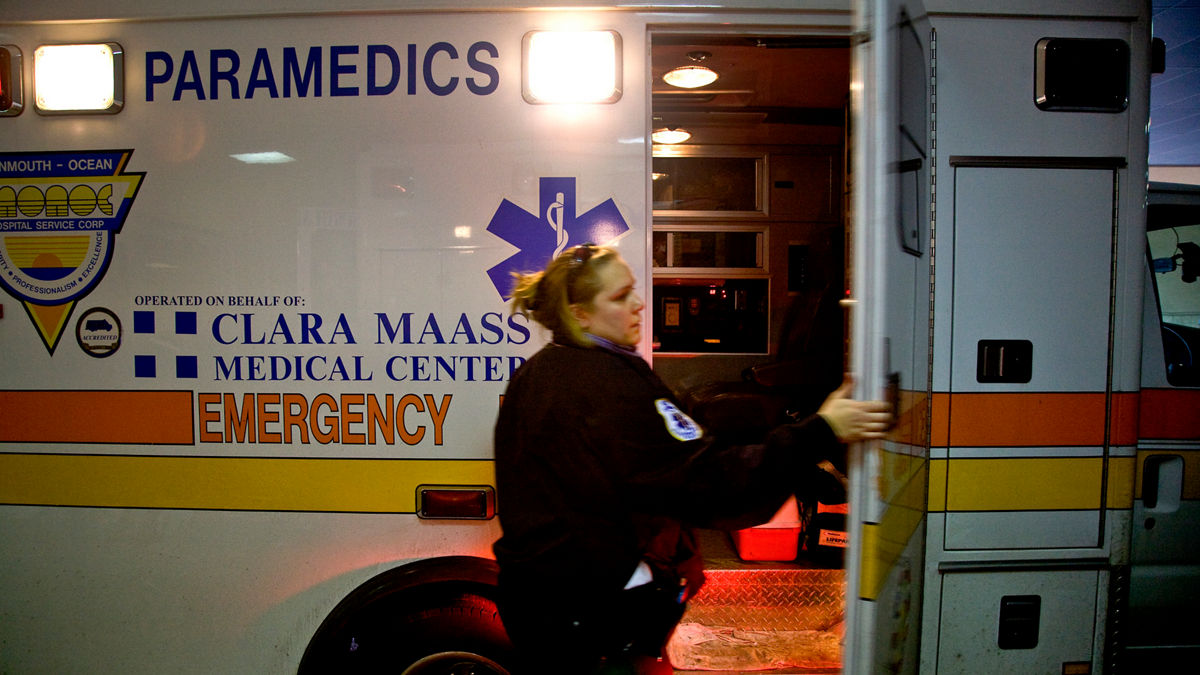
top-left (1, 1), bottom-right (1195, 673)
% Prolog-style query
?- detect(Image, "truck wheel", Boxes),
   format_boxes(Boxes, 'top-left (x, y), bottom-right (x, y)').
top-left (401, 651), bottom-right (510, 675)
top-left (367, 591), bottom-right (515, 674)
top-left (299, 558), bottom-right (516, 674)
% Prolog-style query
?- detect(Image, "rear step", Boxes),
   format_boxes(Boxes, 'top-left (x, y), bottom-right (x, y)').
top-left (667, 529), bottom-right (845, 674)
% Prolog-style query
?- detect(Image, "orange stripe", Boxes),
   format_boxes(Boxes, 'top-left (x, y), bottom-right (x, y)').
top-left (948, 392), bottom-right (1106, 447)
top-left (1139, 389), bottom-right (1200, 441)
top-left (1110, 392), bottom-right (1140, 446)
top-left (932, 393), bottom-right (950, 447)
top-left (888, 389), bottom-right (931, 448)
top-left (0, 391), bottom-right (194, 445)
top-left (930, 392), bottom-right (1142, 447)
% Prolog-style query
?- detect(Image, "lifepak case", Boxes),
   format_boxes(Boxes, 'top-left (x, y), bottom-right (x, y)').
top-left (803, 462), bottom-right (848, 566)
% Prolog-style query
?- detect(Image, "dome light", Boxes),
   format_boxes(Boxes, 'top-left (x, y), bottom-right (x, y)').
top-left (652, 127), bottom-right (692, 144)
top-left (662, 65), bottom-right (718, 89)
top-left (663, 51), bottom-right (718, 89)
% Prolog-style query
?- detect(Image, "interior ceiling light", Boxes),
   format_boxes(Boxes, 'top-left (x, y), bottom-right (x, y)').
top-left (652, 127), bottom-right (691, 144)
top-left (663, 50), bottom-right (718, 89)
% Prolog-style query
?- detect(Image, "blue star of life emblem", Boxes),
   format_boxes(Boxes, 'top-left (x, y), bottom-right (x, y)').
top-left (486, 177), bottom-right (629, 298)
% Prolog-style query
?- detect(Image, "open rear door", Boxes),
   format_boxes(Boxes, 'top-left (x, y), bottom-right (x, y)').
top-left (844, 1), bottom-right (932, 672)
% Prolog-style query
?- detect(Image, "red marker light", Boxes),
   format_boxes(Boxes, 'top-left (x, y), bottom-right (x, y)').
top-left (0, 50), bottom-right (9, 108)
top-left (0, 46), bottom-right (21, 115)
top-left (417, 485), bottom-right (496, 520)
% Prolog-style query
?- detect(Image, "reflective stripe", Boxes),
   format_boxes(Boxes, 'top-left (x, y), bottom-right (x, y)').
top-left (931, 392), bottom-right (1119, 448)
top-left (0, 453), bottom-right (493, 512)
top-left (0, 390), bottom-right (194, 444)
top-left (859, 462), bottom-right (926, 600)
top-left (1139, 388), bottom-right (1200, 440)
top-left (927, 456), bottom-right (1136, 512)
top-left (947, 457), bottom-right (1100, 511)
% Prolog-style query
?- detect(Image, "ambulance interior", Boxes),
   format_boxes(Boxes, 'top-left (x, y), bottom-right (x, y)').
top-left (650, 34), bottom-right (851, 502)
top-left (648, 34), bottom-right (855, 664)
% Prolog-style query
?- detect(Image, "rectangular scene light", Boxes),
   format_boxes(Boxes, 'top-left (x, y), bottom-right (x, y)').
top-left (34, 43), bottom-right (124, 114)
top-left (522, 30), bottom-right (622, 104)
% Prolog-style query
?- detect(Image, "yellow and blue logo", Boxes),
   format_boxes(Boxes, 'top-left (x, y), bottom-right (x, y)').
top-left (0, 150), bottom-right (144, 354)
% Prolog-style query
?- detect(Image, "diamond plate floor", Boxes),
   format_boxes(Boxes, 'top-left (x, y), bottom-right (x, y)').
top-left (666, 529), bottom-right (845, 673)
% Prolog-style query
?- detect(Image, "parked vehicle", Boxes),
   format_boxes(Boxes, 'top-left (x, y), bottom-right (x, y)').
top-left (3, 2), bottom-right (1190, 673)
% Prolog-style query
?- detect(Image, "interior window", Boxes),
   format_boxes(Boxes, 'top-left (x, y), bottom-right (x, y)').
top-left (1148, 220), bottom-right (1200, 386)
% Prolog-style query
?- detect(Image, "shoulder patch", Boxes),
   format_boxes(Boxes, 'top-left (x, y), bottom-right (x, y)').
top-left (654, 399), bottom-right (702, 442)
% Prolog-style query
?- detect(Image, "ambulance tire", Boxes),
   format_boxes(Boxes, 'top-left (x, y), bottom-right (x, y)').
top-left (385, 591), bottom-right (516, 675)
top-left (298, 557), bottom-right (516, 674)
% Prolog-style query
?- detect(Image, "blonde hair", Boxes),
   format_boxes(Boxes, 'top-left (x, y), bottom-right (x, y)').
top-left (509, 244), bottom-right (618, 348)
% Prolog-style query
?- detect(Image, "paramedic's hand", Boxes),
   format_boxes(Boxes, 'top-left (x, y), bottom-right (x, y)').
top-left (817, 378), bottom-right (892, 442)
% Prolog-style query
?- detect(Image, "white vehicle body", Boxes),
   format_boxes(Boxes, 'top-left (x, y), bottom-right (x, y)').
top-left (2, 1), bottom-right (1193, 673)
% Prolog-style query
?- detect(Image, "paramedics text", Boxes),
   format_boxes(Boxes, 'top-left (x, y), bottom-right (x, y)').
top-left (145, 41), bottom-right (500, 101)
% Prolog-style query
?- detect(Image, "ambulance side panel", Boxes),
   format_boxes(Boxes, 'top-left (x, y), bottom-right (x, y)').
top-left (921, 4), bottom-right (1150, 673)
top-left (0, 9), bottom-right (649, 672)
top-left (0, 3), bottom-right (867, 672)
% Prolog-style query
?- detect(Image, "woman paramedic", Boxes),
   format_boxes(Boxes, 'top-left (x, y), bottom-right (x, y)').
top-left (492, 244), bottom-right (891, 674)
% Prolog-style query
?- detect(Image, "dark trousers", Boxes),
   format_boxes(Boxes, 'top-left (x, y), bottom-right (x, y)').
top-left (499, 576), bottom-right (686, 675)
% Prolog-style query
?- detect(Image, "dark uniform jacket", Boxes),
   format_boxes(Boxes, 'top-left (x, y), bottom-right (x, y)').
top-left (492, 341), bottom-right (839, 610)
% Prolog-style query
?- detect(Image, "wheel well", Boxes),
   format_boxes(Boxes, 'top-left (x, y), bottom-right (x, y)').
top-left (298, 555), bottom-right (505, 673)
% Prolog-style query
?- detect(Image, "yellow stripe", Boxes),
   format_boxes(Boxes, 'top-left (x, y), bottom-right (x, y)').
top-left (944, 457), bottom-right (1104, 511)
top-left (878, 446), bottom-right (926, 504)
top-left (1107, 456), bottom-right (1135, 509)
top-left (0, 454), bottom-right (494, 513)
top-left (928, 456), bottom-right (1136, 512)
top-left (928, 458), bottom-right (947, 512)
top-left (859, 464), bottom-right (926, 600)
top-left (860, 523), bottom-right (883, 599)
